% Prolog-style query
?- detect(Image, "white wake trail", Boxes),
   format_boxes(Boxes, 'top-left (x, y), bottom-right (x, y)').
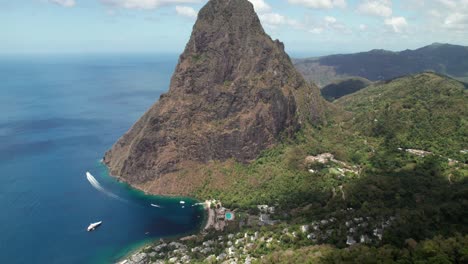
top-left (86, 171), bottom-right (125, 201)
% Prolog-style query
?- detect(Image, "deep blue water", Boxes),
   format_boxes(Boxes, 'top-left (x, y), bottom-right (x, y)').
top-left (0, 54), bottom-right (205, 264)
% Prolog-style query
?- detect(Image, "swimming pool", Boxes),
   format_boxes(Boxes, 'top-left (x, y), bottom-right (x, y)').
top-left (225, 212), bottom-right (233, 220)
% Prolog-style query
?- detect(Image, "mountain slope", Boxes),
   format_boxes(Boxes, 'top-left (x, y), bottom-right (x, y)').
top-left (103, 0), bottom-right (324, 195)
top-left (119, 72), bottom-right (468, 264)
top-left (336, 72), bottom-right (467, 160)
top-left (294, 43), bottom-right (468, 87)
top-left (191, 72), bottom-right (467, 208)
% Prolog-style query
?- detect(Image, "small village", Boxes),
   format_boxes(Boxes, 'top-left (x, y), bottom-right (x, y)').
top-left (117, 150), bottom-right (465, 264)
top-left (118, 200), bottom-right (281, 264)
top-left (118, 195), bottom-right (397, 264)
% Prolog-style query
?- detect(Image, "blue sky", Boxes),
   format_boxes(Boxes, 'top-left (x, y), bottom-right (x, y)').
top-left (2, 0), bottom-right (468, 56)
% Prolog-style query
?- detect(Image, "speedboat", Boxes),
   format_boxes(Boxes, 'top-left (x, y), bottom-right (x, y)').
top-left (87, 221), bottom-right (102, 232)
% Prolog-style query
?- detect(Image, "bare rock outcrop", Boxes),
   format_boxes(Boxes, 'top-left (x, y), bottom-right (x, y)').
top-left (103, 0), bottom-right (323, 194)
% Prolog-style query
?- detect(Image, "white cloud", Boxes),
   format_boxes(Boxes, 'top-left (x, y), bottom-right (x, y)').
top-left (324, 16), bottom-right (337, 24)
top-left (303, 16), bottom-right (350, 34)
top-left (437, 0), bottom-right (457, 9)
top-left (432, 1), bottom-right (468, 31)
top-left (406, 0), bottom-right (425, 8)
top-left (49, 0), bottom-right (75, 7)
top-left (357, 0), bottom-right (392, 17)
top-left (333, 0), bottom-right (347, 8)
top-left (428, 9), bottom-right (442, 18)
top-left (260, 13), bottom-right (286, 25)
top-left (309, 27), bottom-right (324, 34)
top-left (288, 0), bottom-right (346, 9)
top-left (175, 5), bottom-right (197, 18)
top-left (99, 0), bottom-right (200, 10)
top-left (324, 16), bottom-right (351, 33)
top-left (248, 0), bottom-right (271, 13)
top-left (359, 24), bottom-right (367, 30)
top-left (443, 12), bottom-right (468, 30)
top-left (259, 12), bottom-right (302, 29)
top-left (384, 16), bottom-right (408, 33)
top-left (422, 1), bottom-right (468, 31)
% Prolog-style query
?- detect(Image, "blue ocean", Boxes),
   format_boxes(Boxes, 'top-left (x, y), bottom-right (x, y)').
top-left (0, 54), bottom-right (204, 263)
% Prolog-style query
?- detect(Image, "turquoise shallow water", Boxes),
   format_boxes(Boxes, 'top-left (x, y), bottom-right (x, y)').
top-left (0, 54), bottom-right (204, 263)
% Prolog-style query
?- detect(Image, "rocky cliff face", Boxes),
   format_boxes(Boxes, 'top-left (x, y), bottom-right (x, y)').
top-left (103, 0), bottom-right (323, 194)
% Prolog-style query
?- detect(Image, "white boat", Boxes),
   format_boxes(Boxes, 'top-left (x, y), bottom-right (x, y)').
top-left (151, 203), bottom-right (161, 208)
top-left (87, 221), bottom-right (102, 232)
top-left (180, 201), bottom-right (185, 204)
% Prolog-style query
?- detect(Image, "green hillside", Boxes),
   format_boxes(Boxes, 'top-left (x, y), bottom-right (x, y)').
top-left (190, 73), bottom-right (467, 249)
top-left (192, 73), bottom-right (467, 207)
top-left (337, 72), bottom-right (467, 160)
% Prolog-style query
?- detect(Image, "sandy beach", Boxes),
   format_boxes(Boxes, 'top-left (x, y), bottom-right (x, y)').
top-left (203, 200), bottom-right (215, 230)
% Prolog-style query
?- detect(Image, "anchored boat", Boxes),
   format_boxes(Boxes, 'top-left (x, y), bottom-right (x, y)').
top-left (87, 221), bottom-right (102, 232)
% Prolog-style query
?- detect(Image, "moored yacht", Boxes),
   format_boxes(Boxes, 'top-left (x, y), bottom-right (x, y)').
top-left (87, 221), bottom-right (102, 232)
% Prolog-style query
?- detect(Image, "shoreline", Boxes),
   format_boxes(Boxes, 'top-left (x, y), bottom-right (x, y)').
top-left (101, 160), bottom-right (194, 199)
top-left (203, 200), bottom-right (214, 230)
top-left (114, 200), bottom-right (209, 264)
top-left (98, 161), bottom-right (209, 263)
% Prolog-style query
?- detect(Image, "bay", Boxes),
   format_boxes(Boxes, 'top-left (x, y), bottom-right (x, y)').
top-left (0, 53), bottom-right (204, 264)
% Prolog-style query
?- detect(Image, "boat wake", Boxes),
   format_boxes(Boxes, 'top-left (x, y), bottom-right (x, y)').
top-left (86, 171), bottom-right (125, 202)
top-left (150, 203), bottom-right (162, 208)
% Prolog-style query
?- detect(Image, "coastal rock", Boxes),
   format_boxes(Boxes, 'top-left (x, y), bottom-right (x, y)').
top-left (103, 0), bottom-right (323, 195)
top-left (130, 252), bottom-right (147, 264)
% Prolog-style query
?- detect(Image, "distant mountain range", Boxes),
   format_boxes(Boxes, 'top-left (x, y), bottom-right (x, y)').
top-left (294, 43), bottom-right (468, 88)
